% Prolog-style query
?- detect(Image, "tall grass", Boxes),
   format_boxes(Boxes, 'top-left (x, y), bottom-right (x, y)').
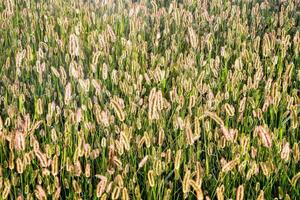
top-left (0, 0), bottom-right (300, 199)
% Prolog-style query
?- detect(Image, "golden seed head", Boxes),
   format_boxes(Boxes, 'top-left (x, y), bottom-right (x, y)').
top-left (182, 169), bottom-right (191, 194)
top-left (236, 185), bottom-right (245, 200)
top-left (14, 130), bottom-right (25, 151)
top-left (111, 186), bottom-right (121, 200)
top-left (35, 185), bottom-right (47, 200)
top-left (174, 150), bottom-right (182, 170)
top-left (216, 185), bottom-right (224, 200)
top-left (16, 158), bottom-right (24, 174)
top-left (148, 170), bottom-right (155, 187)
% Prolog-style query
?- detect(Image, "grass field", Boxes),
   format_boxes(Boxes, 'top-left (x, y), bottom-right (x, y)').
top-left (0, 0), bottom-right (300, 199)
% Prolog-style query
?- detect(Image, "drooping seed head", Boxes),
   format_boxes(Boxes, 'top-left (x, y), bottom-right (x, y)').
top-left (138, 155), bottom-right (149, 169)
top-left (35, 185), bottom-right (47, 200)
top-left (224, 103), bottom-right (235, 117)
top-left (254, 125), bottom-right (272, 148)
top-left (111, 98), bottom-right (125, 122)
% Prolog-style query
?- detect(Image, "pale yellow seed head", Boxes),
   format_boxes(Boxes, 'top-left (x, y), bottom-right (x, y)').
top-left (236, 185), bottom-right (244, 200)
top-left (148, 170), bottom-right (155, 187)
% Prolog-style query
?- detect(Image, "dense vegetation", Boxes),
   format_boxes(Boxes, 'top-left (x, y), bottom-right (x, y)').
top-left (0, 0), bottom-right (300, 199)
